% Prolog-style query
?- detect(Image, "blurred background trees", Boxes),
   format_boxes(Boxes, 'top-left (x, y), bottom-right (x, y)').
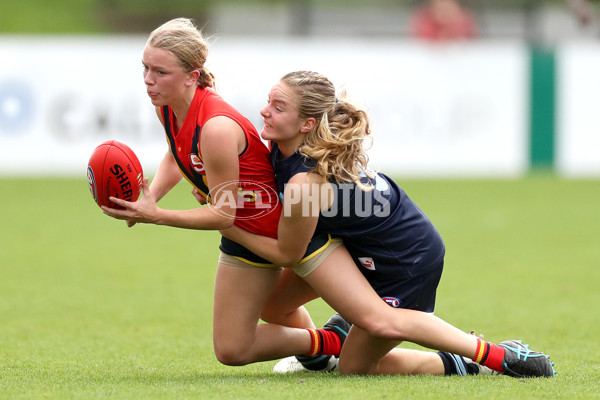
top-left (0, 0), bottom-right (597, 43)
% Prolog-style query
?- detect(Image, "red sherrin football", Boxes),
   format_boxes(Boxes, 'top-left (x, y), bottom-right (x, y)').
top-left (87, 140), bottom-right (143, 209)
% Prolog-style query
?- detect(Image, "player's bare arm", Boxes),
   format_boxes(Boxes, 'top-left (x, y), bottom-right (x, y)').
top-left (150, 151), bottom-right (183, 203)
top-left (103, 117), bottom-right (245, 230)
top-left (275, 172), bottom-right (321, 263)
top-left (220, 172), bottom-right (322, 266)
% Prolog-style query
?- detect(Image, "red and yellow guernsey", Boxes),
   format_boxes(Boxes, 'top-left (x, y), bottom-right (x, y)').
top-left (161, 87), bottom-right (280, 263)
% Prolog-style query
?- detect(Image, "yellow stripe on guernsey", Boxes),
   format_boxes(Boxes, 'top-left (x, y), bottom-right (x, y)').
top-left (232, 235), bottom-right (341, 268)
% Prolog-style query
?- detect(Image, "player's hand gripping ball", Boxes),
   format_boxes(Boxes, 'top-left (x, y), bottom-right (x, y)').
top-left (87, 140), bottom-right (143, 209)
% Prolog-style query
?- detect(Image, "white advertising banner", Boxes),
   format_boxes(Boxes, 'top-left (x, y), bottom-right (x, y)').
top-left (0, 37), bottom-right (527, 177)
top-left (0, 36), bottom-right (165, 176)
top-left (557, 42), bottom-right (600, 177)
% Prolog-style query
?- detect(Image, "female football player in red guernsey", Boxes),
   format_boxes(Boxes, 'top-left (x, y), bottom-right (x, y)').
top-left (102, 18), bottom-right (346, 366)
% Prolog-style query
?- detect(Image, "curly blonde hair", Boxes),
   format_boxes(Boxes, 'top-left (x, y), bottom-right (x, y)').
top-left (281, 71), bottom-right (373, 187)
top-left (147, 18), bottom-right (215, 89)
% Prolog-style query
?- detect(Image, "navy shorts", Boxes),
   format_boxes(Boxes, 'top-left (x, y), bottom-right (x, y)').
top-left (365, 259), bottom-right (444, 313)
top-left (220, 232), bottom-right (333, 266)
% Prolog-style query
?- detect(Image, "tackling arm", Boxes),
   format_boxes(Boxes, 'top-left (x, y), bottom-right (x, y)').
top-left (220, 172), bottom-right (322, 266)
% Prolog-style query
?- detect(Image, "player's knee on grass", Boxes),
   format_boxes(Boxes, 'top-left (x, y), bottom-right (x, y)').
top-left (213, 339), bottom-right (254, 366)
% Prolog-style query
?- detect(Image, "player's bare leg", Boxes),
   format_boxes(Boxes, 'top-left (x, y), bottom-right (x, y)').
top-left (339, 326), bottom-right (444, 375)
top-left (302, 246), bottom-right (478, 355)
top-left (261, 267), bottom-right (318, 328)
top-left (303, 247), bottom-right (554, 377)
top-left (212, 263), bottom-right (312, 365)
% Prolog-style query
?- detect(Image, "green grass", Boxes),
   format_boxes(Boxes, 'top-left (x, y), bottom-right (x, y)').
top-left (1, 175), bottom-right (599, 399)
top-left (0, 0), bottom-right (106, 33)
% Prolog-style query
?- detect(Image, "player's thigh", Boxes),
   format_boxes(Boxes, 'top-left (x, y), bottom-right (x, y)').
top-left (339, 325), bottom-right (401, 375)
top-left (261, 236), bottom-right (341, 326)
top-left (302, 246), bottom-right (396, 336)
top-left (261, 267), bottom-right (319, 325)
top-left (213, 262), bottom-right (281, 345)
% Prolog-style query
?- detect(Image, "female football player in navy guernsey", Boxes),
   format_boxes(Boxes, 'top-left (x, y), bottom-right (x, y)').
top-left (220, 71), bottom-right (555, 377)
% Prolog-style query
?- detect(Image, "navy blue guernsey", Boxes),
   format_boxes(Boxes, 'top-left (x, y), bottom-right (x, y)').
top-left (271, 143), bottom-right (445, 279)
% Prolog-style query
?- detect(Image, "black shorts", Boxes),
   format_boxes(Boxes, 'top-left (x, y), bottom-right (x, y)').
top-left (366, 259), bottom-right (444, 313)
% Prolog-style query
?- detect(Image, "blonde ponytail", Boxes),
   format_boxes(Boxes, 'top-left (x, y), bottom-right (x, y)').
top-left (281, 71), bottom-right (373, 188)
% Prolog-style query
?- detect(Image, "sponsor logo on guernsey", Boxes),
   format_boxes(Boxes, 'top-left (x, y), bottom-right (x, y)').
top-left (358, 257), bottom-right (375, 271)
top-left (189, 154), bottom-right (205, 173)
top-left (382, 297), bottom-right (402, 308)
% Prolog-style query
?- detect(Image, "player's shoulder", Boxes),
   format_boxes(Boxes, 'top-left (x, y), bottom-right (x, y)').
top-left (201, 116), bottom-right (245, 145)
top-left (287, 171), bottom-right (310, 186)
top-left (286, 171), bottom-right (330, 202)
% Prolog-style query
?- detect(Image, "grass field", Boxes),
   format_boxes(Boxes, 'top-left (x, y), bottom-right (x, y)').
top-left (1, 175), bottom-right (599, 399)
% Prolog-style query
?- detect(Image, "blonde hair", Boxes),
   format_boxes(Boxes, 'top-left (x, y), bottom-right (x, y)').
top-left (281, 71), bottom-right (373, 187)
top-left (147, 18), bottom-right (215, 89)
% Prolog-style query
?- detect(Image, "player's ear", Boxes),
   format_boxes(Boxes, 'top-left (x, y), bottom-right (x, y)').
top-left (186, 70), bottom-right (200, 86)
top-left (300, 117), bottom-right (316, 133)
